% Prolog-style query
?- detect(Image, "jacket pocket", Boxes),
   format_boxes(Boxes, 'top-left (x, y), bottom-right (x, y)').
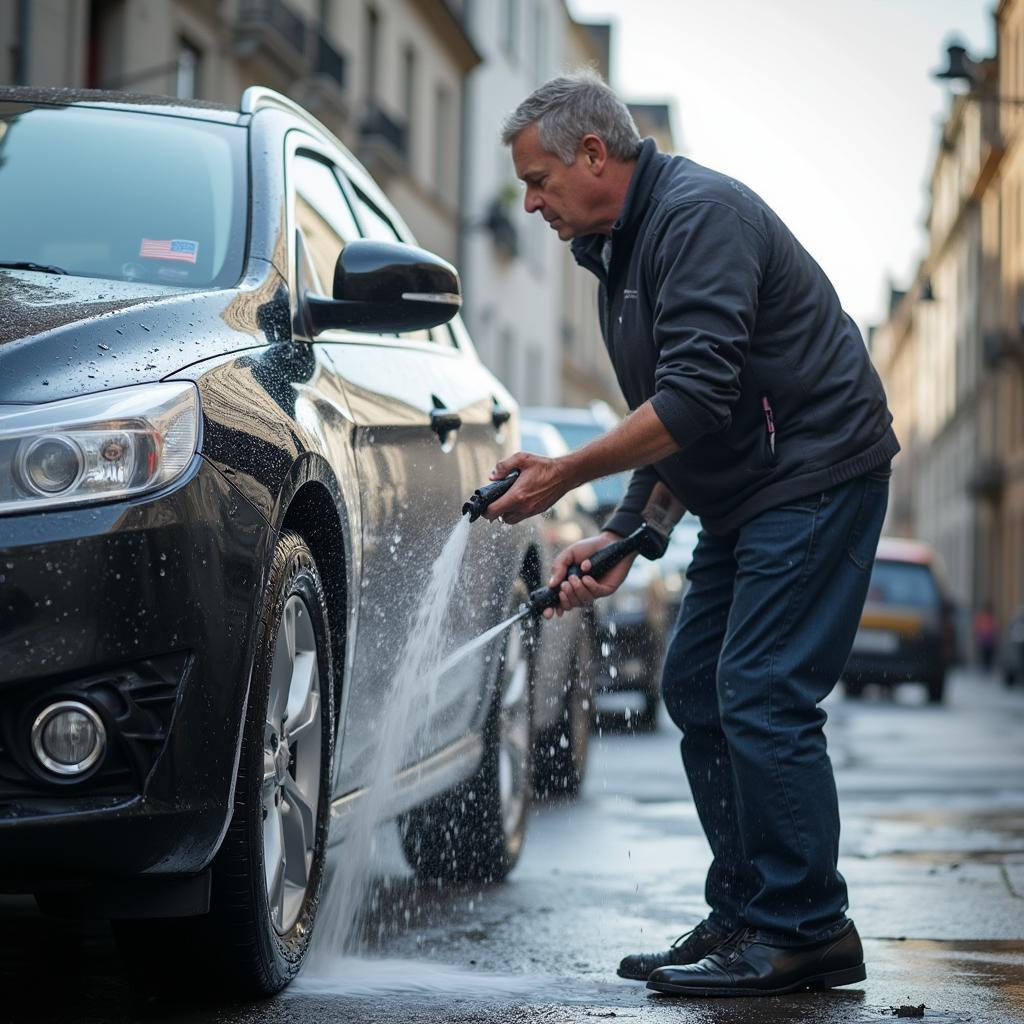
top-left (760, 394), bottom-right (778, 467)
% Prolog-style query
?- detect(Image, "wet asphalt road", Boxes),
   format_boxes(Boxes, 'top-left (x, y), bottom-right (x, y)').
top-left (2, 667), bottom-right (1022, 1023)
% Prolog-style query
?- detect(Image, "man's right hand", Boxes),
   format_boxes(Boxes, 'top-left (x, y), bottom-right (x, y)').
top-left (543, 531), bottom-right (637, 619)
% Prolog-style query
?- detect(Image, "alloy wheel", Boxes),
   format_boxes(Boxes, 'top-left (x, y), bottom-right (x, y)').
top-left (498, 623), bottom-right (530, 838)
top-left (262, 594), bottom-right (322, 934)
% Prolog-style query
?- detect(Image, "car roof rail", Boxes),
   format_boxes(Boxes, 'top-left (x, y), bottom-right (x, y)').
top-left (240, 86), bottom-right (342, 148)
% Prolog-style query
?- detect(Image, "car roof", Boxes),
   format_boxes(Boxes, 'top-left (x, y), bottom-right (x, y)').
top-left (0, 86), bottom-right (244, 126)
top-left (522, 405), bottom-right (619, 429)
top-left (519, 419), bottom-right (571, 457)
top-left (875, 536), bottom-right (937, 566)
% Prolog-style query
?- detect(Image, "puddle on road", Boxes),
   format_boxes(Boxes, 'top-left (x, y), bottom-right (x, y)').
top-left (289, 958), bottom-right (548, 999)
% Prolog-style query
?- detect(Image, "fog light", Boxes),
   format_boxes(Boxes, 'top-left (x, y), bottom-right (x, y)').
top-left (31, 701), bottom-right (106, 776)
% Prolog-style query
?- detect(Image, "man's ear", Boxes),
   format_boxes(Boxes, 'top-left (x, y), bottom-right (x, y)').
top-left (579, 133), bottom-right (608, 175)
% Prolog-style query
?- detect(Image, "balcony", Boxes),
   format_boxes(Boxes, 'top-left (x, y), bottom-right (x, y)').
top-left (235, 0), bottom-right (310, 78)
top-left (312, 30), bottom-right (346, 90)
top-left (358, 104), bottom-right (409, 178)
top-left (485, 199), bottom-right (519, 259)
top-left (983, 330), bottom-right (1024, 369)
top-left (967, 458), bottom-right (1005, 500)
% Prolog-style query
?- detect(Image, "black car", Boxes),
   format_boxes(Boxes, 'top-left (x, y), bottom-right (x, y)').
top-left (0, 86), bottom-right (542, 995)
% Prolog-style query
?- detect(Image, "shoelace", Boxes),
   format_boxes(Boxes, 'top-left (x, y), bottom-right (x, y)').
top-left (715, 927), bottom-right (758, 964)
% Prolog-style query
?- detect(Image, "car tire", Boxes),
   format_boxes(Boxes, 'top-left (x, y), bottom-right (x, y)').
top-left (114, 531), bottom-right (335, 997)
top-left (534, 617), bottom-right (595, 800)
top-left (926, 672), bottom-right (946, 705)
top-left (400, 578), bottom-right (533, 883)
top-left (844, 679), bottom-right (864, 699)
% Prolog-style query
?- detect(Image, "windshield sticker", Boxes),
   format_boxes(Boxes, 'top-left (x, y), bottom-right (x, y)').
top-left (139, 238), bottom-right (199, 264)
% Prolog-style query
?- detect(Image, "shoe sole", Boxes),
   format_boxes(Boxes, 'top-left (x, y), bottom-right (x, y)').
top-left (647, 963), bottom-right (867, 998)
top-left (616, 969), bottom-right (652, 982)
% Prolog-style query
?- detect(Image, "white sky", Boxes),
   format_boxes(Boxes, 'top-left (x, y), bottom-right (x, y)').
top-left (566, 0), bottom-right (994, 331)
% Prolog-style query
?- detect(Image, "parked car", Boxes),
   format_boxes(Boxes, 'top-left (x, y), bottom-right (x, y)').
top-left (1002, 604), bottom-right (1024, 687)
top-left (659, 512), bottom-right (703, 624)
top-left (522, 404), bottom-right (670, 728)
top-left (0, 86), bottom-right (542, 996)
top-left (843, 537), bottom-right (958, 703)
top-left (519, 420), bottom-right (601, 797)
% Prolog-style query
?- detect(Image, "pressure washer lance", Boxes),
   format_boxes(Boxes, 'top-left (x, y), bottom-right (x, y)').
top-left (462, 469), bottom-right (521, 521)
top-left (462, 473), bottom-right (688, 618)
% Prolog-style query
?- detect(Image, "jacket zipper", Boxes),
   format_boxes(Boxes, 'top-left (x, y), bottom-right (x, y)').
top-left (761, 395), bottom-right (777, 462)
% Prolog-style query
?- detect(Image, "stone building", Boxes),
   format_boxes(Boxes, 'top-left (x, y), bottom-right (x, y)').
top-left (0, 0), bottom-right (479, 264)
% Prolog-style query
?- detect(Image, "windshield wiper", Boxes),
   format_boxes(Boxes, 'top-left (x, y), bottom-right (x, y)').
top-left (0, 261), bottom-right (67, 275)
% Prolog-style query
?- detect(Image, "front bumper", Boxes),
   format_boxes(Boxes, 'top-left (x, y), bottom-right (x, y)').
top-left (0, 456), bottom-right (271, 882)
top-left (843, 633), bottom-right (945, 685)
top-left (594, 615), bottom-right (664, 695)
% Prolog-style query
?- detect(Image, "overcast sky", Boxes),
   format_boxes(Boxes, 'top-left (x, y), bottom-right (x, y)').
top-left (566, 0), bottom-right (994, 332)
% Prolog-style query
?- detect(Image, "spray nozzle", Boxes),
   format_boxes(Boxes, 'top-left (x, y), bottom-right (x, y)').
top-left (463, 469), bottom-right (521, 521)
top-left (525, 521), bottom-right (670, 617)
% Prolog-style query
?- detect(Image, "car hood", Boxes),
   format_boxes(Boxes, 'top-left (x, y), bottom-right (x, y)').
top-left (0, 267), bottom-right (290, 403)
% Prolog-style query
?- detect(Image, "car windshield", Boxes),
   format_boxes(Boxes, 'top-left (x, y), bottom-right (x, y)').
top-left (544, 420), bottom-right (631, 508)
top-left (0, 103), bottom-right (247, 288)
top-left (867, 560), bottom-right (939, 609)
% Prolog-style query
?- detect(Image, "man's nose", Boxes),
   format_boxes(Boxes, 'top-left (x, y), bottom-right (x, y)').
top-left (524, 191), bottom-right (543, 214)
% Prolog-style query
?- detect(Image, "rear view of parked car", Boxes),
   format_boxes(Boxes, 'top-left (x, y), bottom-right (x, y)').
top-left (0, 86), bottom-right (538, 997)
top-left (843, 538), bottom-right (958, 703)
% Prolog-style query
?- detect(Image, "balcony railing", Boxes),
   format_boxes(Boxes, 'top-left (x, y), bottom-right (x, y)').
top-left (358, 104), bottom-right (409, 176)
top-left (967, 458), bottom-right (1005, 499)
top-left (313, 29), bottom-right (347, 90)
top-left (238, 0), bottom-right (308, 59)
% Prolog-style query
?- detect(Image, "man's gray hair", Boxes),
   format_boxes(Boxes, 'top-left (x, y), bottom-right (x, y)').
top-left (501, 68), bottom-right (643, 165)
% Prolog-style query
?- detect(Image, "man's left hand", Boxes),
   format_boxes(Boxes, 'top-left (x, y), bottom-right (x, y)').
top-left (483, 452), bottom-right (573, 524)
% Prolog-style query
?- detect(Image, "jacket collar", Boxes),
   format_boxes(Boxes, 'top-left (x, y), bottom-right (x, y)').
top-left (571, 137), bottom-right (668, 276)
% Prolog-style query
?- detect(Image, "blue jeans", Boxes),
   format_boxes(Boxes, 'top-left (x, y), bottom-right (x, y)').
top-left (662, 471), bottom-right (889, 945)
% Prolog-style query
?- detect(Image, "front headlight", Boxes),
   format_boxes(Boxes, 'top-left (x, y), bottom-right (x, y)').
top-left (0, 382), bottom-right (199, 515)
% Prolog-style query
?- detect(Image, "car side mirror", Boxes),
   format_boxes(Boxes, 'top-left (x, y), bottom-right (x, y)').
top-left (305, 239), bottom-right (461, 336)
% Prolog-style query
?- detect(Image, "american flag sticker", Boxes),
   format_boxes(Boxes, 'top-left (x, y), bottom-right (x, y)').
top-left (139, 238), bottom-right (199, 264)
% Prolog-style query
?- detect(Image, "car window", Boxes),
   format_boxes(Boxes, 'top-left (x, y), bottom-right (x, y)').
top-left (347, 183), bottom-right (453, 347)
top-left (867, 560), bottom-right (940, 609)
top-left (0, 103), bottom-right (246, 288)
top-left (292, 153), bottom-right (361, 295)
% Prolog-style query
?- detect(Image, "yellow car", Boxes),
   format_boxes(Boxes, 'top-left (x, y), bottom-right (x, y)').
top-left (843, 538), bottom-right (958, 703)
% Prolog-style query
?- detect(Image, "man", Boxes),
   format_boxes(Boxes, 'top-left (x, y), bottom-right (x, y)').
top-left (485, 70), bottom-right (898, 998)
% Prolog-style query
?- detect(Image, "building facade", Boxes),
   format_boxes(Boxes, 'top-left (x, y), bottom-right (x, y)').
top-left (0, 0), bottom-right (478, 264)
top-left (875, 13), bottom-right (1024, 637)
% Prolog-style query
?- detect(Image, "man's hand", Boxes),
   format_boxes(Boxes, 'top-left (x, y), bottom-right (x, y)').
top-left (482, 451), bottom-right (575, 524)
top-left (543, 531), bottom-right (636, 619)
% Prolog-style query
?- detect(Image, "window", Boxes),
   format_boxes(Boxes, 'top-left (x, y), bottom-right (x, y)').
top-left (349, 185), bottom-right (453, 346)
top-left (0, 104), bottom-right (245, 288)
top-left (175, 40), bottom-right (201, 99)
top-left (434, 84), bottom-right (452, 204)
top-left (502, 0), bottom-right (519, 59)
top-left (351, 186), bottom-right (401, 243)
top-left (365, 5), bottom-right (380, 107)
top-left (292, 154), bottom-right (360, 293)
top-left (531, 3), bottom-right (547, 85)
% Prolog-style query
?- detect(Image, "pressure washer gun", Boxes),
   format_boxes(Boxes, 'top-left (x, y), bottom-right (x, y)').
top-left (462, 471), bottom-right (687, 619)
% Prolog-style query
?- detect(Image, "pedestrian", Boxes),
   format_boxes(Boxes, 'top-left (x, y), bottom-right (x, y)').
top-left (484, 70), bottom-right (899, 997)
top-left (974, 601), bottom-right (997, 672)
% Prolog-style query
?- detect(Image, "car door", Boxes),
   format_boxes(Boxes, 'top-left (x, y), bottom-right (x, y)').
top-left (287, 138), bottom-right (504, 797)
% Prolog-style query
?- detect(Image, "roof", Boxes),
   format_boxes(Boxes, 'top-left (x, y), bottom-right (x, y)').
top-left (0, 86), bottom-right (242, 124)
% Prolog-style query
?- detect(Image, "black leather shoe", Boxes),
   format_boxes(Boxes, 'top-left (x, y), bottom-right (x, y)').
top-left (617, 920), bottom-right (727, 981)
top-left (647, 921), bottom-right (866, 997)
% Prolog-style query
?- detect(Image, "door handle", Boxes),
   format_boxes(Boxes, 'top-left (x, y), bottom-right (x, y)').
top-left (491, 404), bottom-right (512, 430)
top-left (430, 409), bottom-right (462, 438)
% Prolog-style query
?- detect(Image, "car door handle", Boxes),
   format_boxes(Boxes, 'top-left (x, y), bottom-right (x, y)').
top-left (491, 404), bottom-right (512, 430)
top-left (430, 409), bottom-right (462, 438)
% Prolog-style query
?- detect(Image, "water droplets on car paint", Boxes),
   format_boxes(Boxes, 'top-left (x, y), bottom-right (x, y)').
top-left (307, 516), bottom-right (473, 971)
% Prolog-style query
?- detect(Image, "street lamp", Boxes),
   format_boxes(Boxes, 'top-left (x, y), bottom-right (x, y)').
top-left (933, 42), bottom-right (1024, 106)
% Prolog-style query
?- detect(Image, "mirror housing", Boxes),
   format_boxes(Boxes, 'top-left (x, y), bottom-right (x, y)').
top-left (305, 239), bottom-right (461, 336)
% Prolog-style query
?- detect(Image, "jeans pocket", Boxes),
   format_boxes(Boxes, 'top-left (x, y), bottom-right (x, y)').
top-left (846, 476), bottom-right (889, 570)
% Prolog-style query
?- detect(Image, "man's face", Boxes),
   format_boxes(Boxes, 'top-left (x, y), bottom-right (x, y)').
top-left (511, 123), bottom-right (606, 240)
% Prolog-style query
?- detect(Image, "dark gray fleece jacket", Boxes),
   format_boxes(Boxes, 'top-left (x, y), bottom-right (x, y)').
top-left (571, 139), bottom-right (899, 536)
